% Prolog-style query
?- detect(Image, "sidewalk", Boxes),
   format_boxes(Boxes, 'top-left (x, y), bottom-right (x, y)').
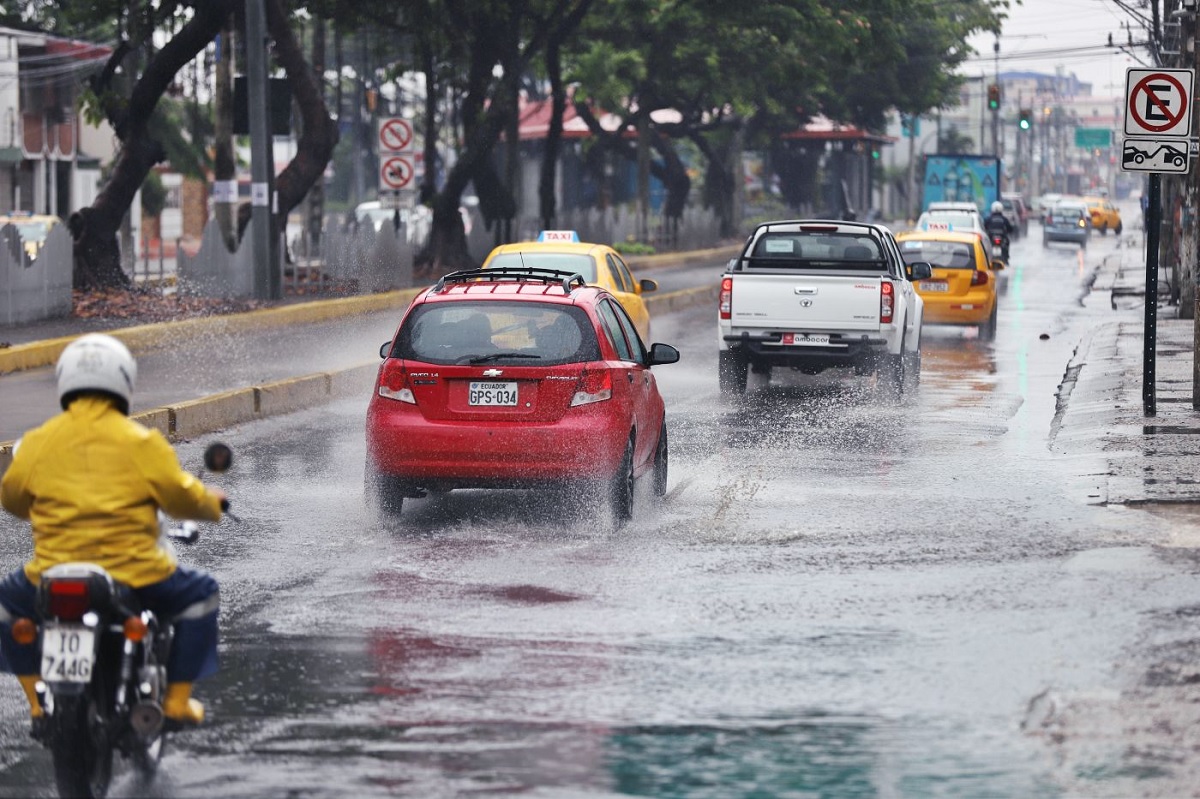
top-left (1055, 235), bottom-right (1200, 505)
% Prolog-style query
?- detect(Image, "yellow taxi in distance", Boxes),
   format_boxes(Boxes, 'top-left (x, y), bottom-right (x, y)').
top-left (895, 230), bottom-right (1003, 341)
top-left (480, 231), bottom-right (658, 342)
top-left (1082, 196), bottom-right (1122, 235)
top-left (0, 213), bottom-right (61, 259)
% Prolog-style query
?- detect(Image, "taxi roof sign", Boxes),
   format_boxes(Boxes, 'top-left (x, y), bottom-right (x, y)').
top-left (536, 230), bottom-right (580, 243)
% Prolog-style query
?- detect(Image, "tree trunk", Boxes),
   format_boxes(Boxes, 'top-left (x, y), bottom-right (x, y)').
top-left (539, 42), bottom-right (565, 230)
top-left (71, 0), bottom-right (236, 290)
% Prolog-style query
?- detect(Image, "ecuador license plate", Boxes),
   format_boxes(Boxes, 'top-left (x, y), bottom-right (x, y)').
top-left (40, 624), bottom-right (96, 683)
top-left (782, 333), bottom-right (830, 346)
top-left (920, 280), bottom-right (949, 292)
top-left (469, 381), bottom-right (518, 406)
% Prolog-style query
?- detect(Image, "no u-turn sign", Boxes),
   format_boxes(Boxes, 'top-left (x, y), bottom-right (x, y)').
top-left (1125, 68), bottom-right (1195, 138)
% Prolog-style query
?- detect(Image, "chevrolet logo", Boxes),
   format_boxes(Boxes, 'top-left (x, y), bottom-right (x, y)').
top-left (482, 368), bottom-right (503, 377)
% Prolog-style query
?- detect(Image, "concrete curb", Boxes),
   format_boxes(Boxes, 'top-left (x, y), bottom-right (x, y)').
top-left (0, 288), bottom-right (424, 376)
top-left (0, 283), bottom-right (718, 473)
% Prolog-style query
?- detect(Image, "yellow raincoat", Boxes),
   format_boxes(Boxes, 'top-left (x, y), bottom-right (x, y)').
top-left (0, 396), bottom-right (222, 587)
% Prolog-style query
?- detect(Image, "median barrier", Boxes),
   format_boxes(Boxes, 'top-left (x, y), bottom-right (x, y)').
top-left (170, 388), bottom-right (259, 440)
top-left (256, 374), bottom-right (332, 418)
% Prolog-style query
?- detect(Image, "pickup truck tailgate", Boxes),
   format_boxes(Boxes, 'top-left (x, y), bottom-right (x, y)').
top-left (731, 274), bottom-right (882, 332)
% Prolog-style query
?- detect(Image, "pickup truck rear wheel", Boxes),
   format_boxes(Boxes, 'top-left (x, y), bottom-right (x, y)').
top-left (903, 349), bottom-right (921, 392)
top-left (880, 352), bottom-right (905, 398)
top-left (718, 351), bottom-right (748, 396)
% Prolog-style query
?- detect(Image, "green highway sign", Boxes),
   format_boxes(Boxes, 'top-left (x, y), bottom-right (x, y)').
top-left (1075, 127), bottom-right (1113, 148)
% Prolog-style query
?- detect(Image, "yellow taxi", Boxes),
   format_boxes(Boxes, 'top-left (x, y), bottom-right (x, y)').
top-left (0, 213), bottom-right (61, 259)
top-left (895, 230), bottom-right (1004, 341)
top-left (480, 231), bottom-right (658, 342)
top-left (1082, 196), bottom-right (1122, 235)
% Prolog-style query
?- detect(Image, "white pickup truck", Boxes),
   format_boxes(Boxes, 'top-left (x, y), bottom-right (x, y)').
top-left (717, 220), bottom-right (932, 397)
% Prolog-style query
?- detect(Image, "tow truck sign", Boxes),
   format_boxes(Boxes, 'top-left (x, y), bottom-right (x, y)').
top-left (1124, 68), bottom-right (1194, 138)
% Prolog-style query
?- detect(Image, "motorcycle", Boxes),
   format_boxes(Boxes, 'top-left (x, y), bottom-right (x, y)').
top-left (990, 231), bottom-right (1010, 264)
top-left (22, 442), bottom-right (232, 799)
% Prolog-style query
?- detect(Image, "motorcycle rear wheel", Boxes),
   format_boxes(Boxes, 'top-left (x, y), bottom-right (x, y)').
top-left (51, 696), bottom-right (113, 799)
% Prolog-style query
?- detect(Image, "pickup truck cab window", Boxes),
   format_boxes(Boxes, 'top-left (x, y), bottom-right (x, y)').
top-left (749, 232), bottom-right (886, 269)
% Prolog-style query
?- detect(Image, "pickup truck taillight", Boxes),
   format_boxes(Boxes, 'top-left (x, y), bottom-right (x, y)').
top-left (880, 281), bottom-right (894, 324)
top-left (719, 277), bottom-right (733, 320)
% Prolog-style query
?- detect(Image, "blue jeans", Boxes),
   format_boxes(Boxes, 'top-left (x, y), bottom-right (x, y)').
top-left (0, 566), bottom-right (219, 682)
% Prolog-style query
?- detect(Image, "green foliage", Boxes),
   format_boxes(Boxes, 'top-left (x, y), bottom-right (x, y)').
top-left (612, 239), bottom-right (655, 256)
top-left (140, 170), bottom-right (166, 219)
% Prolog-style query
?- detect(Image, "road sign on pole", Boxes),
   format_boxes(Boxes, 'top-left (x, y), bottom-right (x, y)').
top-left (380, 155), bottom-right (415, 191)
top-left (378, 117), bottom-right (414, 154)
top-left (1124, 68), bottom-right (1194, 138)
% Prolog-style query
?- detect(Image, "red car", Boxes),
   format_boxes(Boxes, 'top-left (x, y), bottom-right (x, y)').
top-left (365, 266), bottom-right (680, 521)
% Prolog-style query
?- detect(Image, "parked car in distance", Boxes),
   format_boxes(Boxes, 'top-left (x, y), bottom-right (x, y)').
top-left (895, 230), bottom-right (1004, 341)
top-left (480, 230), bottom-right (658, 343)
top-left (353, 200), bottom-right (433, 244)
top-left (0, 213), bottom-right (61, 260)
top-left (365, 266), bottom-right (680, 523)
top-left (1043, 202), bottom-right (1090, 248)
top-left (1082, 196), bottom-right (1122, 235)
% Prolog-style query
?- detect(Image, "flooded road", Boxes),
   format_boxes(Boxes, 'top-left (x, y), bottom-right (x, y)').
top-left (2, 229), bottom-right (1197, 797)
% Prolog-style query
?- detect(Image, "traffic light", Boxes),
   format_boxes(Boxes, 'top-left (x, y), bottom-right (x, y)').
top-left (987, 84), bottom-right (1000, 111)
top-left (1018, 109), bottom-right (1032, 131)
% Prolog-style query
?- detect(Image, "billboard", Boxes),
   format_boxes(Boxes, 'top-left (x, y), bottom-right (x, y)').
top-left (921, 154), bottom-right (1001, 213)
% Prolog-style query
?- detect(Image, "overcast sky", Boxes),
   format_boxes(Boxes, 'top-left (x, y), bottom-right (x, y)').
top-left (963, 0), bottom-right (1151, 97)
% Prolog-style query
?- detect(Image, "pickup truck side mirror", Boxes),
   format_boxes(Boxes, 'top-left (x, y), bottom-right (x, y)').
top-left (646, 342), bottom-right (680, 366)
top-left (906, 262), bottom-right (933, 281)
top-left (726, 258), bottom-right (739, 271)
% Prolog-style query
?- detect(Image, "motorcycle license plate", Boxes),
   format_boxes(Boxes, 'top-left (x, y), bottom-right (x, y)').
top-left (469, 381), bottom-right (517, 406)
top-left (40, 624), bottom-right (96, 683)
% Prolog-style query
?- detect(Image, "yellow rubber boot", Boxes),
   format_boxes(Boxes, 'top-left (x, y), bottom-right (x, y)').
top-left (17, 675), bottom-right (42, 718)
top-left (163, 682), bottom-right (204, 724)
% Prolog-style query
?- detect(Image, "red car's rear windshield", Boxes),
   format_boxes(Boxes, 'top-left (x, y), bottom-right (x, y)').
top-left (392, 301), bottom-right (601, 365)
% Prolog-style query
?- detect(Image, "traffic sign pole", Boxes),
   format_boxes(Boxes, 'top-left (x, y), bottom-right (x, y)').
top-left (1145, 173), bottom-right (1161, 416)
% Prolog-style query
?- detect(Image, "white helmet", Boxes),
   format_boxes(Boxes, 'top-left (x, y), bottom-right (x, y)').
top-left (55, 334), bottom-right (137, 414)
top-left (991, 201), bottom-right (1004, 213)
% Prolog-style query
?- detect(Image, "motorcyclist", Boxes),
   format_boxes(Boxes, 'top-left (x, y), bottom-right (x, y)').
top-left (985, 200), bottom-right (1013, 261)
top-left (0, 334), bottom-right (226, 728)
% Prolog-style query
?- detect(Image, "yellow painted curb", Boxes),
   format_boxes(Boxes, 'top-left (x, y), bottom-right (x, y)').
top-left (627, 244), bottom-right (740, 271)
top-left (0, 288), bottom-right (424, 376)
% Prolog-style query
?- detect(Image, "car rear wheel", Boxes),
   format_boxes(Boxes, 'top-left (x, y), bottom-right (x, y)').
top-left (879, 349), bottom-right (904, 399)
top-left (1116, 222), bottom-right (1123, 235)
top-left (980, 305), bottom-right (998, 341)
top-left (718, 351), bottom-right (748, 397)
top-left (609, 436), bottom-right (635, 523)
top-left (365, 464), bottom-right (404, 515)
top-left (652, 423), bottom-right (668, 497)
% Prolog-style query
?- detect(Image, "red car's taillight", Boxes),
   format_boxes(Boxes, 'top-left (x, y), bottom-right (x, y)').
top-left (47, 580), bottom-right (90, 621)
top-left (971, 269), bottom-right (989, 286)
top-left (719, 277), bottom-right (733, 320)
top-left (571, 369), bottom-right (613, 406)
top-left (377, 360), bottom-right (416, 404)
top-left (880, 281), bottom-right (894, 324)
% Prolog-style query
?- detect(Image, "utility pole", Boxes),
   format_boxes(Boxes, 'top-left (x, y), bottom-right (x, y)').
top-left (992, 38), bottom-right (1000, 156)
top-left (246, 0), bottom-right (279, 300)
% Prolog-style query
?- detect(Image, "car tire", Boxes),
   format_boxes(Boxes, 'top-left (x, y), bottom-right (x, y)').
top-left (652, 422), bottom-right (668, 497)
top-left (980, 305), bottom-right (998, 341)
top-left (879, 349), bottom-right (905, 399)
top-left (1116, 222), bottom-right (1123, 235)
top-left (718, 350), bottom-right (749, 397)
top-left (903, 348), bottom-right (921, 393)
top-left (365, 464), bottom-right (404, 515)
top-left (1042, 236), bottom-right (1049, 248)
top-left (609, 436), bottom-right (635, 523)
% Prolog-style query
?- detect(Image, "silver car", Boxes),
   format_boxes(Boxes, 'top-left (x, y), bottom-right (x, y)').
top-left (1043, 202), bottom-right (1090, 249)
